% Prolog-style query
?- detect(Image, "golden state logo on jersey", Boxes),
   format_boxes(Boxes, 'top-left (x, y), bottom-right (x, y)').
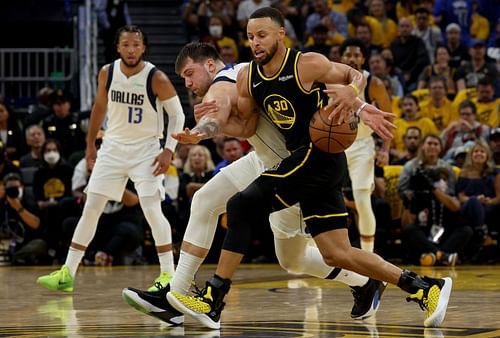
top-left (263, 94), bottom-right (296, 130)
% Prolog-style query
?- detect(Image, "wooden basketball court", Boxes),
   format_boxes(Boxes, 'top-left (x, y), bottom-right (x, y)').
top-left (1, 264), bottom-right (499, 337)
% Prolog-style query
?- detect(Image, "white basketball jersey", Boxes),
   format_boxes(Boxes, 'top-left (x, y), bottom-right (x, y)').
top-left (214, 63), bottom-right (289, 168)
top-left (355, 70), bottom-right (374, 140)
top-left (105, 60), bottom-right (163, 144)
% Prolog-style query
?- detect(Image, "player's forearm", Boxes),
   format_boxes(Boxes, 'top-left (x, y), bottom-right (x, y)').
top-left (192, 115), bottom-right (223, 139)
top-left (224, 112), bottom-right (258, 138)
top-left (346, 67), bottom-right (367, 94)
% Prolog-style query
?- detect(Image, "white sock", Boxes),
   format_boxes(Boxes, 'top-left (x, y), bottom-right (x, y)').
top-left (332, 269), bottom-right (369, 287)
top-left (158, 251), bottom-right (175, 274)
top-left (65, 247), bottom-right (85, 278)
top-left (170, 251), bottom-right (204, 294)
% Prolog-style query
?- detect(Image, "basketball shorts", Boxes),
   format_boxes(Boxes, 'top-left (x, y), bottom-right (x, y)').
top-left (220, 151), bottom-right (309, 238)
top-left (259, 143), bottom-right (348, 236)
top-left (345, 136), bottom-right (375, 191)
top-left (86, 137), bottom-right (165, 201)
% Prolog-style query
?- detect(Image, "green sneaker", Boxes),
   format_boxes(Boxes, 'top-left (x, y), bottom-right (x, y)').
top-left (37, 265), bottom-right (74, 292)
top-left (148, 272), bottom-right (173, 291)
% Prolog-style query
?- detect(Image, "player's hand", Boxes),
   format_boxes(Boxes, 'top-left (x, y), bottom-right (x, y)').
top-left (323, 84), bottom-right (358, 124)
top-left (359, 104), bottom-right (396, 141)
top-left (172, 128), bottom-right (207, 144)
top-left (194, 100), bottom-right (218, 122)
top-left (85, 144), bottom-right (97, 172)
top-left (152, 148), bottom-right (173, 176)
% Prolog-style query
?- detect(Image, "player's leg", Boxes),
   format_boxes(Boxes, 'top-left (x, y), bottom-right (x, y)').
top-left (346, 137), bottom-right (376, 252)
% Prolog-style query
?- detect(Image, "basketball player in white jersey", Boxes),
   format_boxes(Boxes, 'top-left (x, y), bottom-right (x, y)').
top-left (339, 39), bottom-right (392, 253)
top-left (37, 25), bottom-right (185, 292)
top-left (122, 42), bottom-right (391, 326)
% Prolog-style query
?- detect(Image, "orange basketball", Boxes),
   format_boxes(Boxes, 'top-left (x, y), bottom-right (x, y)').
top-left (309, 106), bottom-right (358, 153)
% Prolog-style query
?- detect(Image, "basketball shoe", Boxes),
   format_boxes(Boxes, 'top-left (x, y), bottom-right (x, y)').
top-left (404, 275), bottom-right (452, 327)
top-left (37, 265), bottom-right (74, 292)
top-left (148, 272), bottom-right (173, 291)
top-left (350, 278), bottom-right (387, 320)
top-left (167, 277), bottom-right (231, 330)
top-left (122, 283), bottom-right (184, 326)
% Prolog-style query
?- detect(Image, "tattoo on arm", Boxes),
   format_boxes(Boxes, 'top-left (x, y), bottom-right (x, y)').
top-left (192, 116), bottom-right (222, 138)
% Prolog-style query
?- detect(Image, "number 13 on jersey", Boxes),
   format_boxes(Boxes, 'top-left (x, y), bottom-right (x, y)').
top-left (128, 106), bottom-right (143, 123)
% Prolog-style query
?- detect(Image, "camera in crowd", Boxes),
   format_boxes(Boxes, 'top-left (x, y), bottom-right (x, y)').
top-left (409, 167), bottom-right (442, 194)
top-left (5, 186), bottom-right (20, 199)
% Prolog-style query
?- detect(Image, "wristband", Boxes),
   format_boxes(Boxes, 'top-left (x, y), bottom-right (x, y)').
top-left (348, 83), bottom-right (360, 96)
top-left (353, 102), bottom-right (368, 122)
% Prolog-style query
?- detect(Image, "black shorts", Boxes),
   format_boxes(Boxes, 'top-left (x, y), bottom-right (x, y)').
top-left (257, 143), bottom-right (348, 236)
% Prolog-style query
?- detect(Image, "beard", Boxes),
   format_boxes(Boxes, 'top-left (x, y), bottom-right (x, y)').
top-left (121, 54), bottom-right (143, 68)
top-left (254, 41), bottom-right (279, 66)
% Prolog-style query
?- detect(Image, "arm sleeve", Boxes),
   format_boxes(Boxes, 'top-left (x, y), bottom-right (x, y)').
top-left (160, 95), bottom-right (186, 152)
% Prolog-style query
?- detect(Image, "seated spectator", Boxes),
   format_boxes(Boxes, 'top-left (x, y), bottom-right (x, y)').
top-left (19, 125), bottom-right (46, 168)
top-left (391, 126), bottom-right (422, 165)
top-left (412, 7), bottom-right (443, 64)
top-left (201, 15), bottom-right (239, 62)
top-left (441, 100), bottom-right (490, 155)
top-left (33, 139), bottom-right (74, 260)
top-left (398, 134), bottom-right (473, 266)
top-left (0, 141), bottom-right (21, 181)
top-left (0, 101), bottom-right (25, 161)
top-left (177, 145), bottom-right (215, 237)
top-left (444, 23), bottom-right (470, 69)
top-left (213, 137), bottom-right (244, 175)
top-left (354, 22), bottom-right (382, 59)
top-left (367, 0), bottom-right (397, 48)
top-left (302, 24), bottom-right (333, 56)
top-left (454, 39), bottom-right (498, 93)
top-left (306, 0), bottom-right (347, 39)
top-left (392, 95), bottom-right (438, 154)
top-left (489, 128), bottom-right (500, 166)
top-left (456, 141), bottom-right (500, 261)
top-left (369, 53), bottom-right (403, 98)
top-left (24, 86), bottom-right (54, 128)
top-left (1, 172), bottom-right (46, 265)
top-left (327, 44), bottom-right (341, 62)
top-left (471, 78), bottom-right (500, 128)
top-left (418, 76), bottom-right (455, 130)
top-left (41, 89), bottom-right (87, 160)
top-left (417, 45), bottom-right (457, 99)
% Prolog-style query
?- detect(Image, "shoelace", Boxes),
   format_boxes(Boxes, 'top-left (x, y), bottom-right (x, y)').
top-left (154, 282), bottom-right (164, 290)
top-left (350, 287), bottom-right (361, 301)
top-left (192, 284), bottom-right (209, 300)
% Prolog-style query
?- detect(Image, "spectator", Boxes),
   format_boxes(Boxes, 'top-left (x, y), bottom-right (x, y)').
top-left (412, 7), bottom-right (443, 64)
top-left (390, 17), bottom-right (430, 91)
top-left (392, 95), bottom-right (439, 153)
top-left (41, 89), bottom-right (87, 160)
top-left (19, 125), bottom-right (46, 168)
top-left (0, 101), bottom-right (25, 161)
top-left (197, 0), bottom-right (235, 38)
top-left (95, 0), bottom-right (132, 64)
top-left (470, 0), bottom-right (490, 41)
top-left (237, 0), bottom-right (271, 31)
top-left (419, 77), bottom-right (455, 130)
top-left (181, 0), bottom-right (202, 40)
top-left (391, 126), bottom-right (422, 165)
top-left (346, 7), bottom-right (384, 47)
top-left (433, 0), bottom-right (473, 43)
top-left (367, 0), bottom-right (397, 48)
top-left (33, 139), bottom-right (74, 260)
top-left (302, 24), bottom-right (332, 56)
top-left (454, 39), bottom-right (498, 92)
top-left (0, 141), bottom-right (21, 181)
top-left (355, 22), bottom-right (382, 58)
top-left (489, 128), bottom-right (500, 166)
top-left (177, 145), bottom-right (215, 237)
top-left (398, 134), bottom-right (472, 266)
top-left (441, 100), bottom-right (490, 156)
top-left (369, 53), bottom-right (404, 98)
top-left (24, 87), bottom-right (54, 128)
top-left (201, 15), bottom-right (239, 62)
top-left (305, 0), bottom-right (348, 39)
top-left (1, 172), bottom-right (46, 265)
top-left (213, 137), bottom-right (244, 175)
top-left (471, 78), bottom-right (500, 128)
top-left (456, 140), bottom-right (500, 260)
top-left (445, 23), bottom-right (470, 69)
top-left (417, 45), bottom-right (457, 99)
top-left (327, 44), bottom-right (341, 62)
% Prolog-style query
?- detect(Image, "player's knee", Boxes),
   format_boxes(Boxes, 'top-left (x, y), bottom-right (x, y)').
top-left (277, 256), bottom-right (304, 274)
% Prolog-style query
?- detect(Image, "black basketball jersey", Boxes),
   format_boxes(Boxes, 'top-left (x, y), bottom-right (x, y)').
top-left (248, 49), bottom-right (329, 151)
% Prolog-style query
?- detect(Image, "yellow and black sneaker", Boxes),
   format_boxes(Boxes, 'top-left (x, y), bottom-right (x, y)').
top-left (167, 278), bottom-right (230, 330)
top-left (406, 276), bottom-right (452, 327)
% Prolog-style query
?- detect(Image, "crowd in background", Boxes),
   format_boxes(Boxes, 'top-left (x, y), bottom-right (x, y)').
top-left (0, 0), bottom-right (499, 267)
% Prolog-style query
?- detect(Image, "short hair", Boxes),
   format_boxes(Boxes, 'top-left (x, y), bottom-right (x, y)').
top-left (458, 99), bottom-right (477, 115)
top-left (477, 77), bottom-right (494, 87)
top-left (175, 42), bottom-right (222, 74)
top-left (3, 172), bottom-right (22, 184)
top-left (405, 126), bottom-right (422, 137)
top-left (24, 124), bottom-right (45, 139)
top-left (414, 7), bottom-right (430, 16)
top-left (340, 38), bottom-right (368, 59)
top-left (428, 76), bottom-right (448, 92)
top-left (114, 25), bottom-right (148, 50)
top-left (249, 7), bottom-right (285, 27)
top-left (402, 94), bottom-right (419, 105)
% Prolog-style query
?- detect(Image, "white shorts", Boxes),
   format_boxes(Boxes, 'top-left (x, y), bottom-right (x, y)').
top-left (345, 136), bottom-right (375, 191)
top-left (86, 137), bottom-right (165, 201)
top-left (220, 151), bottom-right (309, 239)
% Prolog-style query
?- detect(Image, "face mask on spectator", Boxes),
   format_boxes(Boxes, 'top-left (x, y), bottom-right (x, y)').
top-left (44, 151), bottom-right (60, 165)
top-left (209, 25), bottom-right (223, 38)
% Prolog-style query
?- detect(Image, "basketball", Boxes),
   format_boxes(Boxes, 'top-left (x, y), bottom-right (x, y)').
top-left (309, 106), bottom-right (358, 153)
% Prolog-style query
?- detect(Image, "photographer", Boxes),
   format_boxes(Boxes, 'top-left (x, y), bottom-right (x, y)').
top-left (0, 173), bottom-right (47, 265)
top-left (398, 134), bottom-right (473, 266)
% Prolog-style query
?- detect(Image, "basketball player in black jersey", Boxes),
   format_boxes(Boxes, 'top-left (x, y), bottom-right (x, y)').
top-left (167, 7), bottom-right (452, 330)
